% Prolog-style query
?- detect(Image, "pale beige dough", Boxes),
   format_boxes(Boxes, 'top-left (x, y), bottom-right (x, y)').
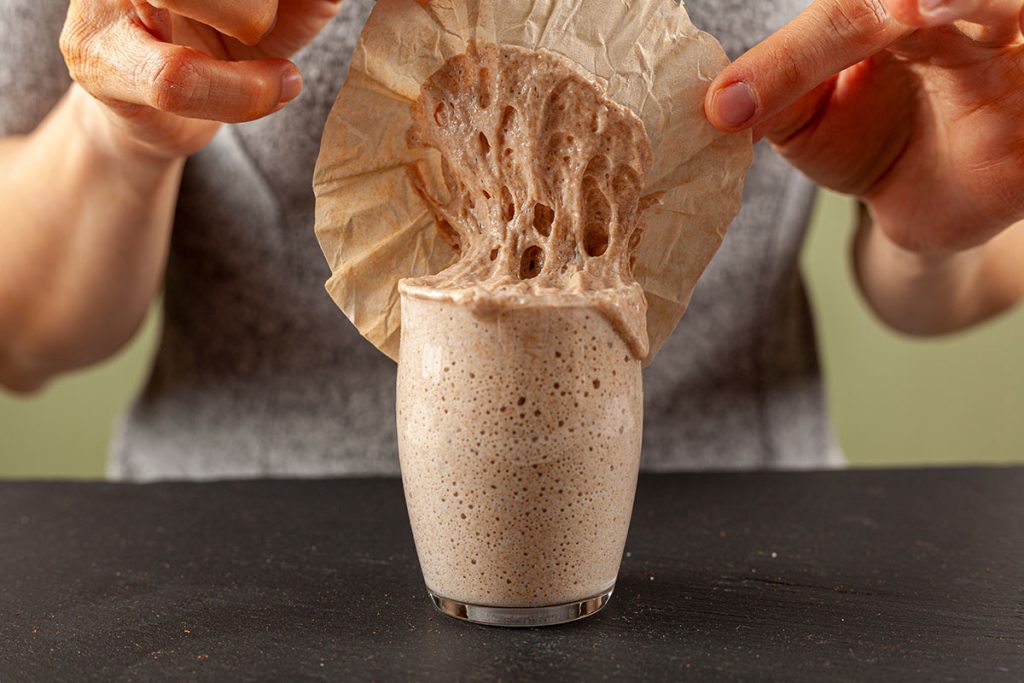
top-left (397, 295), bottom-right (642, 607)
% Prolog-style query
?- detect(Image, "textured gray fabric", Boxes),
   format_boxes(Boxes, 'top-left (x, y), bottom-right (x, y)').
top-left (0, 0), bottom-right (841, 480)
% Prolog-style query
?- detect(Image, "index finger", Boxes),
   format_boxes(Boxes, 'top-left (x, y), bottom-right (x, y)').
top-left (66, 20), bottom-right (301, 122)
top-left (147, 0), bottom-right (279, 46)
top-left (705, 0), bottom-right (909, 131)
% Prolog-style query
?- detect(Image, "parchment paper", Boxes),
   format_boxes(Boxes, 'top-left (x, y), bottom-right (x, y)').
top-left (313, 0), bottom-right (753, 363)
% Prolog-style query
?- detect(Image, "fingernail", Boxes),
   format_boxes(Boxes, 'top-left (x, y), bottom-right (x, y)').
top-left (712, 81), bottom-right (757, 129)
top-left (279, 69), bottom-right (302, 104)
top-left (919, 0), bottom-right (944, 12)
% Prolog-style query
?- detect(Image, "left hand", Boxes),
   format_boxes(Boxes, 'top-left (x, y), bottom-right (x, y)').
top-left (704, 0), bottom-right (1024, 253)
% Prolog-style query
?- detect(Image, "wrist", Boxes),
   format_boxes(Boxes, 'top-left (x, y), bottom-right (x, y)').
top-left (853, 206), bottom-right (992, 335)
top-left (859, 204), bottom-right (984, 280)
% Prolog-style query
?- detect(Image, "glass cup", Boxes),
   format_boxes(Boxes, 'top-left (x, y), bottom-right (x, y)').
top-left (396, 286), bottom-right (643, 626)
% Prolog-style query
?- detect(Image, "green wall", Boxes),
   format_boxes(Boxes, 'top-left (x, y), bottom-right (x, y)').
top-left (1, 190), bottom-right (1022, 478)
top-left (0, 309), bottom-right (159, 478)
top-left (804, 191), bottom-right (1024, 466)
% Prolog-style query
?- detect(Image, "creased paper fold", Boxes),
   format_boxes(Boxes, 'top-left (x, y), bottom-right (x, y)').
top-left (313, 0), bottom-right (753, 363)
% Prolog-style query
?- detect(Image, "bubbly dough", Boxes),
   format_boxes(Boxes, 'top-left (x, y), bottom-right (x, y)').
top-left (404, 42), bottom-right (660, 359)
top-left (397, 43), bottom-right (650, 609)
top-left (397, 294), bottom-right (642, 607)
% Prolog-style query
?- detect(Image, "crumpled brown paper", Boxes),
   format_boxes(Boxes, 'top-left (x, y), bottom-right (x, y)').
top-left (313, 0), bottom-right (753, 363)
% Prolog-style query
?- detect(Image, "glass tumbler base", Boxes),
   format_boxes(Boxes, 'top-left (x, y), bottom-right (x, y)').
top-left (428, 584), bottom-right (614, 627)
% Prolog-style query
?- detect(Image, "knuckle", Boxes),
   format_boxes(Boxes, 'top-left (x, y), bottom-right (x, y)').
top-left (823, 0), bottom-right (891, 50)
top-left (145, 53), bottom-right (204, 113)
top-left (57, 22), bottom-right (76, 62)
top-left (58, 17), bottom-right (93, 79)
top-left (772, 42), bottom-right (810, 97)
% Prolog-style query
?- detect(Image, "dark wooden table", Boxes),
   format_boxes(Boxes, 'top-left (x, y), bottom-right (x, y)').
top-left (2, 468), bottom-right (1022, 681)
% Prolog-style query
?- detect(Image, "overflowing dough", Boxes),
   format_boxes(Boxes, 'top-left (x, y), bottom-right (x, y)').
top-left (401, 42), bottom-right (661, 359)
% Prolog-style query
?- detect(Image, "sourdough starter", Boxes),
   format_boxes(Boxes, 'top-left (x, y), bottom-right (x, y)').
top-left (397, 42), bottom-right (655, 607)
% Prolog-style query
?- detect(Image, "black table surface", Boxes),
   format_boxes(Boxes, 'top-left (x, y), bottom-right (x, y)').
top-left (2, 467), bottom-right (1022, 681)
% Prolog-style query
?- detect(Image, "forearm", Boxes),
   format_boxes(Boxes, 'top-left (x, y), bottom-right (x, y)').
top-left (854, 204), bottom-right (1024, 336)
top-left (0, 86), bottom-right (183, 392)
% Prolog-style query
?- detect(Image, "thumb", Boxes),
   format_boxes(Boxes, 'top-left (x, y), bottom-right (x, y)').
top-left (751, 77), bottom-right (837, 144)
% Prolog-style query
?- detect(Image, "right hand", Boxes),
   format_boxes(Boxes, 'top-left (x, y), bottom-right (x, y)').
top-left (60, 0), bottom-right (344, 160)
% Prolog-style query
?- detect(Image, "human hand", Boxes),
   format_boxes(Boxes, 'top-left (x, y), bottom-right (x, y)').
top-left (60, 0), bottom-right (343, 160)
top-left (705, 0), bottom-right (1024, 253)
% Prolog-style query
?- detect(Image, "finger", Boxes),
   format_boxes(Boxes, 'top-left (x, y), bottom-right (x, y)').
top-left (129, 0), bottom-right (173, 42)
top-left (66, 21), bottom-right (302, 122)
top-left (757, 56), bottom-right (916, 198)
top-left (146, 0), bottom-right (280, 46)
top-left (886, 0), bottom-right (1024, 30)
top-left (706, 0), bottom-right (909, 131)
